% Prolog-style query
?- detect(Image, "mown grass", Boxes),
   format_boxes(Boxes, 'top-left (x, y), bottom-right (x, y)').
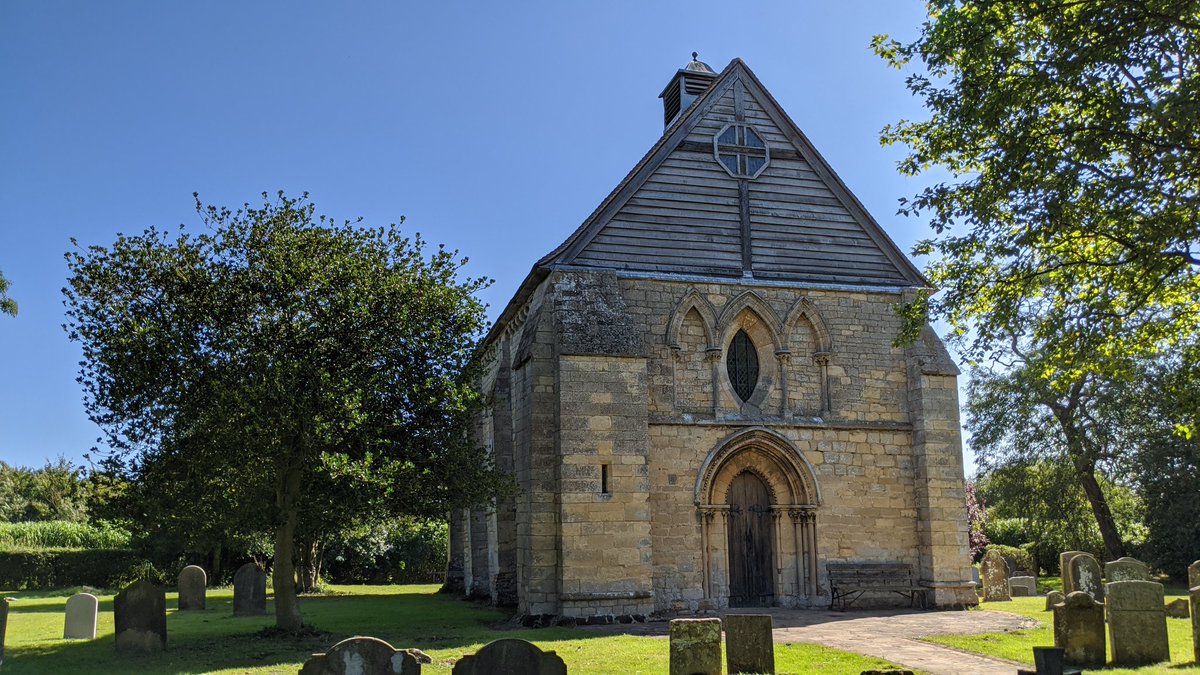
top-left (2, 584), bottom-right (903, 674)
top-left (924, 594), bottom-right (1199, 674)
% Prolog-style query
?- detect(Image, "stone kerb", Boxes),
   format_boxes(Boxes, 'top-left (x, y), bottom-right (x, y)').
top-left (1059, 551), bottom-right (1086, 594)
top-left (113, 579), bottom-right (167, 653)
top-left (177, 565), bottom-right (207, 611)
top-left (233, 562), bottom-right (267, 616)
top-left (1106, 580), bottom-right (1170, 666)
top-left (1052, 591), bottom-right (1105, 667)
top-left (451, 638), bottom-right (565, 675)
top-left (300, 636), bottom-right (424, 675)
top-left (1068, 553), bottom-right (1103, 601)
top-left (1104, 557), bottom-right (1149, 583)
top-left (670, 618), bottom-right (722, 675)
top-left (980, 550), bottom-right (1010, 602)
top-left (63, 592), bottom-right (98, 640)
top-left (725, 614), bottom-right (774, 674)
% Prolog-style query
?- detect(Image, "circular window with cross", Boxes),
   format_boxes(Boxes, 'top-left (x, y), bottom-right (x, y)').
top-left (713, 123), bottom-right (770, 179)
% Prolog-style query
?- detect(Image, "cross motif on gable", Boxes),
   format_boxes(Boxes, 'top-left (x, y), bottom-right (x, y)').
top-left (713, 123), bottom-right (770, 179)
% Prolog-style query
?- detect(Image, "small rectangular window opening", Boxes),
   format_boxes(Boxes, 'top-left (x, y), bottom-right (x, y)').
top-left (600, 464), bottom-right (610, 495)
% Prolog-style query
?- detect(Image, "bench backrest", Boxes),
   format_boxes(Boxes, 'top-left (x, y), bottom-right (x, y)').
top-left (827, 562), bottom-right (915, 584)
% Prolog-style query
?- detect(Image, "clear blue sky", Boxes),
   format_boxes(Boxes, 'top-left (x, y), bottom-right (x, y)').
top-left (0, 1), bottom-right (968, 471)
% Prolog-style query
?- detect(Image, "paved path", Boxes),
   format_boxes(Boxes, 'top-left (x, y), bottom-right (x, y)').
top-left (580, 607), bottom-right (1035, 675)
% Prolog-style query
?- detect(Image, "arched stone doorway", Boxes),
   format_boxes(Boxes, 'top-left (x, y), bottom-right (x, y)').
top-left (695, 427), bottom-right (820, 607)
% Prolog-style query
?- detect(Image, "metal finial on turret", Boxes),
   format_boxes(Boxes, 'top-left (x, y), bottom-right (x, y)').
top-left (692, 51), bottom-right (699, 61)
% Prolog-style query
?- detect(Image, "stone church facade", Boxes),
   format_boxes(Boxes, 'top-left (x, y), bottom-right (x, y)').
top-left (446, 57), bottom-right (977, 618)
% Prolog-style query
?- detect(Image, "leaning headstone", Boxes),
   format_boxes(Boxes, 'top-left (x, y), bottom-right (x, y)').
top-left (1059, 551), bottom-right (1086, 594)
top-left (1190, 585), bottom-right (1199, 665)
top-left (1052, 591), bottom-right (1105, 667)
top-left (177, 565), bottom-right (206, 610)
top-left (1189, 559), bottom-right (1200, 591)
top-left (1008, 576), bottom-right (1036, 597)
top-left (980, 550), bottom-right (1011, 601)
top-left (1105, 557), bottom-right (1150, 582)
top-left (63, 592), bottom-right (98, 639)
top-left (1068, 553), bottom-right (1104, 601)
top-left (301, 636), bottom-right (424, 675)
top-left (1165, 598), bottom-right (1190, 618)
top-left (669, 618), bottom-right (721, 675)
top-left (451, 638), bottom-right (565, 675)
top-left (0, 597), bottom-right (11, 666)
top-left (1107, 580), bottom-right (1170, 666)
top-left (233, 562), bottom-right (267, 616)
top-left (1045, 590), bottom-right (1065, 612)
top-left (725, 614), bottom-right (774, 674)
top-left (113, 579), bottom-right (166, 653)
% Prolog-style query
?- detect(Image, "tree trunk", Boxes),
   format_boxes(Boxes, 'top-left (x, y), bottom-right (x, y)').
top-left (210, 543), bottom-right (222, 584)
top-left (273, 461), bottom-right (304, 631)
top-left (1075, 461), bottom-right (1126, 560)
top-left (296, 538), bottom-right (322, 593)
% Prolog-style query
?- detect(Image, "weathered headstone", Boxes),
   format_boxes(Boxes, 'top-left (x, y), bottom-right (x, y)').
top-left (1059, 551), bottom-right (1086, 594)
top-left (301, 636), bottom-right (424, 675)
top-left (0, 597), bottom-right (11, 666)
top-left (1068, 553), bottom-right (1103, 601)
top-left (1052, 591), bottom-right (1105, 667)
top-left (669, 618), bottom-right (721, 675)
top-left (113, 579), bottom-right (166, 653)
top-left (1165, 597), bottom-right (1190, 619)
top-left (1045, 590), bottom-right (1065, 612)
top-left (177, 565), bottom-right (206, 611)
top-left (1189, 559), bottom-right (1200, 591)
top-left (63, 592), bottom-right (98, 640)
top-left (451, 638), bottom-right (565, 675)
top-left (233, 562), bottom-right (267, 616)
top-left (1003, 556), bottom-right (1018, 578)
top-left (725, 614), bottom-right (774, 674)
top-left (1107, 580), bottom-right (1170, 666)
top-left (980, 549), bottom-right (1011, 602)
top-left (971, 567), bottom-right (980, 587)
top-left (1104, 556), bottom-right (1150, 582)
top-left (1008, 576), bottom-right (1036, 597)
top-left (1190, 585), bottom-right (1199, 665)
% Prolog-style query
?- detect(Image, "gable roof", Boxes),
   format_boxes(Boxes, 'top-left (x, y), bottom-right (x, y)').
top-left (485, 58), bottom-right (928, 347)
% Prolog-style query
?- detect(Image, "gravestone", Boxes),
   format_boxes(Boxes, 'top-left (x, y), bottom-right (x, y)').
top-left (1059, 551), bottom-right (1086, 594)
top-left (1, 597), bottom-right (11, 666)
top-left (669, 618), bottom-right (721, 675)
top-left (1045, 590), bottom-right (1065, 612)
top-left (1003, 556), bottom-right (1018, 578)
top-left (1189, 559), bottom-right (1200, 591)
top-left (1008, 576), bottom-right (1036, 597)
top-left (980, 549), bottom-right (1011, 601)
top-left (1106, 580), bottom-right (1170, 666)
top-left (177, 565), bottom-right (206, 610)
top-left (1190, 586), bottom-right (1199, 665)
top-left (971, 567), bottom-right (980, 587)
top-left (1068, 553), bottom-right (1103, 601)
top-left (1165, 598), bottom-right (1190, 618)
top-left (300, 636), bottom-right (424, 675)
top-left (451, 638), bottom-right (565, 675)
top-left (63, 592), bottom-right (98, 639)
top-left (113, 579), bottom-right (166, 653)
top-left (1104, 557), bottom-right (1150, 582)
top-left (725, 614), bottom-right (774, 674)
top-left (233, 562), bottom-right (267, 616)
top-left (1052, 591), bottom-right (1105, 667)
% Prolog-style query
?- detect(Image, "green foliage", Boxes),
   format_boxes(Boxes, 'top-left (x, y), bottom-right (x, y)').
top-left (982, 543), bottom-right (1034, 575)
top-left (0, 458), bottom-right (90, 523)
top-left (0, 268), bottom-right (15, 317)
top-left (0, 521), bottom-right (130, 550)
top-left (0, 548), bottom-right (140, 590)
top-left (875, 1), bottom-right (1200, 378)
top-left (323, 518), bottom-right (448, 585)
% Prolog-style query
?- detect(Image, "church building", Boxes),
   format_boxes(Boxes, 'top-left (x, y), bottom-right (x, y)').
top-left (446, 56), bottom-right (977, 618)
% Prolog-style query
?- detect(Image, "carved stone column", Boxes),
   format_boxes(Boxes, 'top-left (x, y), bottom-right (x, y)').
top-left (706, 347), bottom-right (723, 418)
top-left (776, 350), bottom-right (792, 418)
top-left (670, 346), bottom-right (683, 411)
top-left (813, 352), bottom-right (832, 416)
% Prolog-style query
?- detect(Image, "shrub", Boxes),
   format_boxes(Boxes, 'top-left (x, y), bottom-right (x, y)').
top-left (0, 520), bottom-right (130, 549)
top-left (324, 518), bottom-right (447, 585)
top-left (0, 548), bottom-right (142, 590)
top-left (983, 543), bottom-right (1035, 575)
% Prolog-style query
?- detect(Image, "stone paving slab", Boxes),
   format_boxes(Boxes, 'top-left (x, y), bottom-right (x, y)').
top-left (579, 607), bottom-right (1033, 675)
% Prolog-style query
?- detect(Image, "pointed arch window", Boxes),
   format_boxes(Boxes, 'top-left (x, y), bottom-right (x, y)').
top-left (727, 329), bottom-right (759, 402)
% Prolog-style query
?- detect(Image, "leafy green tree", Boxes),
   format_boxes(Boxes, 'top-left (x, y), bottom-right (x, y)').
top-left (64, 192), bottom-right (508, 630)
top-left (875, 1), bottom-right (1200, 389)
top-left (0, 269), bottom-right (16, 316)
top-left (0, 457), bottom-right (90, 523)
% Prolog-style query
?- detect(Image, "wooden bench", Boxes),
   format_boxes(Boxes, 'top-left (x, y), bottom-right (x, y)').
top-left (826, 562), bottom-right (926, 611)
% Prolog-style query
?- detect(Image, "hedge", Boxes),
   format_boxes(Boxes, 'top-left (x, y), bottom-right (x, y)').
top-left (984, 543), bottom-right (1036, 575)
top-left (0, 548), bottom-right (142, 590)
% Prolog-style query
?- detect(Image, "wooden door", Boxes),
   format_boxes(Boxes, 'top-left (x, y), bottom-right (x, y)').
top-left (727, 470), bottom-right (775, 607)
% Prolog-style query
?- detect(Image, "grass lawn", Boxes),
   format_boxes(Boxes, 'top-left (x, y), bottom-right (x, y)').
top-left (2, 585), bottom-right (902, 674)
top-left (924, 593), bottom-right (1199, 675)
